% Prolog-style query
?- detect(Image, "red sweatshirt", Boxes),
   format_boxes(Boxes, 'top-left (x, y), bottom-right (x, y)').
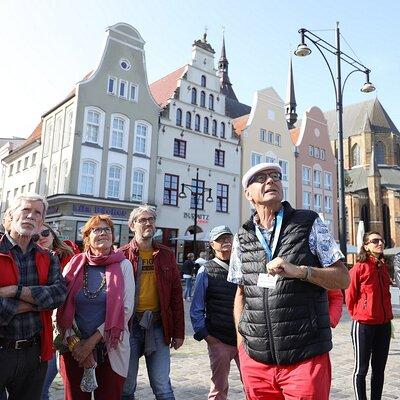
top-left (345, 255), bottom-right (393, 325)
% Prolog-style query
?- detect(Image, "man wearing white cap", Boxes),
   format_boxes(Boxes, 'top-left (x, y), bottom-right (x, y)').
top-left (228, 163), bottom-right (350, 400)
top-left (190, 225), bottom-right (239, 400)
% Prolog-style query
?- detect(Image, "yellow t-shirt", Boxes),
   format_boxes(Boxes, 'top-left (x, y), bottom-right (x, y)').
top-left (136, 249), bottom-right (160, 312)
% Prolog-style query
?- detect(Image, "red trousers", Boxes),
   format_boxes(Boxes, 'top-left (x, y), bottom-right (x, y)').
top-left (238, 344), bottom-right (331, 400)
top-left (60, 352), bottom-right (125, 400)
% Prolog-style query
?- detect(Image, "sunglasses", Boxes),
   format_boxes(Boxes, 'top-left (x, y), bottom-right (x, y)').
top-left (39, 229), bottom-right (51, 238)
top-left (248, 171), bottom-right (282, 186)
top-left (367, 238), bottom-right (385, 246)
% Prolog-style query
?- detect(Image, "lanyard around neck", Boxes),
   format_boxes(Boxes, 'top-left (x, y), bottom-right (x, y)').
top-left (255, 208), bottom-right (284, 261)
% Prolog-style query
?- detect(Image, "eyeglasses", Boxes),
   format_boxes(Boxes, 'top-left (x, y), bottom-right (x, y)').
top-left (91, 227), bottom-right (112, 235)
top-left (136, 217), bottom-right (156, 225)
top-left (367, 238), bottom-right (385, 246)
top-left (39, 229), bottom-right (51, 238)
top-left (248, 171), bottom-right (282, 186)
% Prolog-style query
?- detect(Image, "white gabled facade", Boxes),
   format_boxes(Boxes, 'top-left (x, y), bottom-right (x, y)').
top-left (151, 35), bottom-right (241, 260)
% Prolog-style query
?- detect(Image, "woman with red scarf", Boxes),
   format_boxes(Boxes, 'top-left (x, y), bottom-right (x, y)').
top-left (57, 215), bottom-right (135, 400)
top-left (346, 231), bottom-right (393, 400)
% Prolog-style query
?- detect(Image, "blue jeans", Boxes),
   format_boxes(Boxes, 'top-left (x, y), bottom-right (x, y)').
top-left (183, 277), bottom-right (192, 300)
top-left (122, 319), bottom-right (175, 400)
top-left (41, 354), bottom-right (58, 400)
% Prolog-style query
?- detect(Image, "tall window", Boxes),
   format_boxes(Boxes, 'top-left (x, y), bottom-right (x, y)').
top-left (324, 195), bottom-right (332, 214)
top-left (351, 143), bottom-right (361, 166)
top-left (173, 139), bottom-right (186, 158)
top-left (64, 109), bottom-right (73, 147)
top-left (212, 119), bottom-right (217, 136)
top-left (39, 168), bottom-right (47, 195)
top-left (259, 129), bottom-right (267, 142)
top-left (309, 145), bottom-right (314, 157)
top-left (119, 80), bottom-right (127, 98)
top-left (108, 165), bottom-right (122, 198)
top-left (43, 121), bottom-right (53, 156)
top-left (85, 110), bottom-right (100, 143)
top-left (111, 117), bottom-right (125, 149)
top-left (185, 112), bottom-right (192, 129)
top-left (132, 169), bottom-right (144, 201)
top-left (267, 131), bottom-right (274, 143)
top-left (24, 157), bottom-right (29, 169)
top-left (375, 141), bottom-right (386, 164)
top-left (201, 75), bottom-right (206, 87)
top-left (107, 76), bottom-right (116, 95)
top-left (49, 165), bottom-right (58, 195)
top-left (191, 88), bottom-right (197, 105)
top-left (134, 123), bottom-right (147, 154)
top-left (54, 117), bottom-right (63, 151)
top-left (209, 94), bottom-right (214, 110)
top-left (60, 160), bottom-right (69, 193)
top-left (302, 166), bottom-right (311, 185)
top-left (80, 161), bottom-right (96, 195)
top-left (31, 153), bottom-right (37, 166)
top-left (314, 194), bottom-right (322, 212)
top-left (251, 152), bottom-right (262, 166)
top-left (163, 174), bottom-right (179, 206)
top-left (220, 122), bottom-right (226, 139)
top-left (190, 179), bottom-right (205, 210)
top-left (203, 117), bottom-right (209, 134)
top-left (17, 160), bottom-right (21, 173)
top-left (216, 183), bottom-right (229, 213)
top-left (129, 83), bottom-right (138, 101)
top-left (176, 108), bottom-right (182, 126)
top-left (195, 114), bottom-right (201, 131)
top-left (275, 133), bottom-right (282, 147)
top-left (215, 149), bottom-right (225, 167)
top-left (279, 160), bottom-right (288, 181)
top-left (200, 91), bottom-right (206, 107)
top-left (303, 191), bottom-right (311, 209)
top-left (324, 172), bottom-right (332, 190)
top-left (313, 170), bottom-right (321, 188)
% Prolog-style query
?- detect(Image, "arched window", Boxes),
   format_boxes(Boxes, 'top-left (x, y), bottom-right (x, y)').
top-left (80, 161), bottom-right (96, 195)
top-left (200, 91), bottom-right (206, 107)
top-left (40, 168), bottom-right (47, 195)
top-left (132, 169), bottom-right (145, 202)
top-left (360, 204), bottom-right (370, 232)
top-left (191, 88), bottom-right (197, 105)
top-left (220, 122), bottom-right (226, 139)
top-left (375, 141), bottom-right (386, 164)
top-left (49, 165), bottom-right (58, 195)
top-left (107, 165), bottom-right (122, 198)
top-left (201, 75), bottom-right (206, 87)
top-left (186, 112), bottom-right (192, 129)
top-left (209, 94), bottom-right (214, 110)
top-left (195, 114), bottom-right (201, 131)
top-left (203, 117), bottom-right (209, 134)
top-left (212, 119), bottom-right (217, 136)
top-left (110, 115), bottom-right (128, 150)
top-left (60, 160), bottom-right (69, 193)
top-left (176, 108), bottom-right (182, 126)
top-left (351, 144), bottom-right (361, 167)
top-left (382, 204), bottom-right (391, 246)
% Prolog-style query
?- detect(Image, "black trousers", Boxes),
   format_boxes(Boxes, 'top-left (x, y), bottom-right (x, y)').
top-left (0, 343), bottom-right (47, 400)
top-left (351, 320), bottom-right (391, 400)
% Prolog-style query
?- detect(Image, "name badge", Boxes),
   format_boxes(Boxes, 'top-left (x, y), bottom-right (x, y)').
top-left (257, 273), bottom-right (278, 289)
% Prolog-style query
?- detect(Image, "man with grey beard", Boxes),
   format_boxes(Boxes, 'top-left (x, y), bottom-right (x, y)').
top-left (0, 194), bottom-right (66, 400)
top-left (120, 205), bottom-right (184, 400)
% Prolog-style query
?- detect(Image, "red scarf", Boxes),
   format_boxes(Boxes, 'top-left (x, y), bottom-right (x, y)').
top-left (57, 250), bottom-right (126, 350)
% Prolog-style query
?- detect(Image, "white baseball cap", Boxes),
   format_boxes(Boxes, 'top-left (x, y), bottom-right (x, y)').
top-left (242, 163), bottom-right (282, 189)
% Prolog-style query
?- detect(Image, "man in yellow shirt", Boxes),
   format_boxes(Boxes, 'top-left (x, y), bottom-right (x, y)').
top-left (120, 205), bottom-right (184, 400)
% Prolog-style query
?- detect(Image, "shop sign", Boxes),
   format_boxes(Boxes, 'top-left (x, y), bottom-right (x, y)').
top-left (72, 204), bottom-right (128, 218)
top-left (183, 212), bottom-right (209, 224)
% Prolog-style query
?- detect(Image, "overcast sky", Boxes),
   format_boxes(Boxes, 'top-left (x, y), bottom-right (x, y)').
top-left (1, 0), bottom-right (398, 139)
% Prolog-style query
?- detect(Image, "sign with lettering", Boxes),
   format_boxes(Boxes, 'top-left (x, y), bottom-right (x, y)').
top-left (72, 204), bottom-right (128, 218)
top-left (183, 212), bottom-right (209, 224)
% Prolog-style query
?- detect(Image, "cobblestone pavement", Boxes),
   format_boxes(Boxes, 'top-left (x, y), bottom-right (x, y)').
top-left (50, 304), bottom-right (400, 400)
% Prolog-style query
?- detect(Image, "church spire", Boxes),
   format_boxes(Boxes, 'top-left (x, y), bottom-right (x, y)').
top-left (285, 56), bottom-right (298, 129)
top-left (218, 33), bottom-right (238, 101)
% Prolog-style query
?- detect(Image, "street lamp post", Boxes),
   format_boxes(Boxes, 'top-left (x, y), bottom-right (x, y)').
top-left (295, 22), bottom-right (375, 260)
top-left (178, 168), bottom-right (213, 256)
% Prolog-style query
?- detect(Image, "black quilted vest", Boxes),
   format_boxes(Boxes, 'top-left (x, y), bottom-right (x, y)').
top-left (238, 201), bottom-right (332, 365)
top-left (205, 259), bottom-right (237, 346)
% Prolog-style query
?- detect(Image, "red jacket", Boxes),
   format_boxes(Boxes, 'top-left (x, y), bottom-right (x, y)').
top-left (0, 247), bottom-right (53, 361)
top-left (119, 240), bottom-right (184, 345)
top-left (346, 255), bottom-right (393, 325)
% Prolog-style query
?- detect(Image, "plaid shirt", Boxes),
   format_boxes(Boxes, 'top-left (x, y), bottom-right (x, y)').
top-left (0, 233), bottom-right (66, 340)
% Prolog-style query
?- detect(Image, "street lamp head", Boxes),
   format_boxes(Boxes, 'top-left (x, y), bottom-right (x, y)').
top-left (178, 191), bottom-right (187, 199)
top-left (206, 195), bottom-right (213, 203)
top-left (294, 43), bottom-right (312, 57)
top-left (360, 82), bottom-right (375, 93)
